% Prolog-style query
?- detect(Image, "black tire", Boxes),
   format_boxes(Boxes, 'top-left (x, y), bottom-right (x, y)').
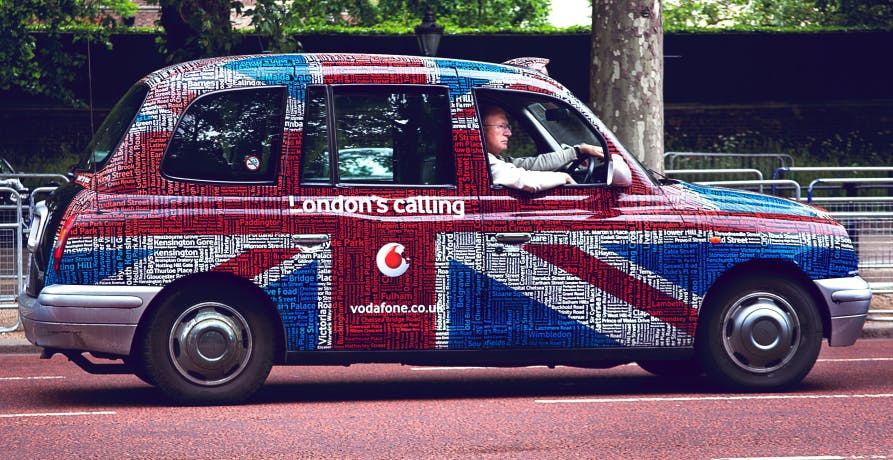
top-left (637, 358), bottom-right (703, 377)
top-left (697, 275), bottom-right (823, 391)
top-left (124, 356), bottom-right (156, 386)
top-left (140, 288), bottom-right (274, 404)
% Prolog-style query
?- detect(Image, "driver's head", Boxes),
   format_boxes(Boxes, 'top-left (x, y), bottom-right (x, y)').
top-left (482, 105), bottom-right (512, 155)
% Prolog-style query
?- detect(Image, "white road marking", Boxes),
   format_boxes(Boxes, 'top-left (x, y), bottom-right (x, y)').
top-left (410, 366), bottom-right (491, 371)
top-left (411, 358), bottom-right (890, 372)
top-left (535, 393), bottom-right (893, 404)
top-left (715, 456), bottom-right (888, 460)
top-left (0, 411), bottom-right (116, 419)
top-left (817, 358), bottom-right (893, 363)
top-left (0, 376), bottom-right (65, 381)
top-left (410, 365), bottom-right (553, 371)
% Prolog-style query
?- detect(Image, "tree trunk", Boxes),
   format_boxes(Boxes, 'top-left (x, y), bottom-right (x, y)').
top-left (590, 0), bottom-right (664, 173)
top-left (158, 0), bottom-right (236, 62)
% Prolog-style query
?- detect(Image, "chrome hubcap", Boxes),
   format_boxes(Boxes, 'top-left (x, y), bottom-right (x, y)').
top-left (722, 292), bottom-right (800, 374)
top-left (169, 302), bottom-right (252, 386)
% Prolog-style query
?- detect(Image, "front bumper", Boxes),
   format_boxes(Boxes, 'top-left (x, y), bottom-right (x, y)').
top-left (18, 284), bottom-right (162, 356)
top-left (814, 276), bottom-right (872, 346)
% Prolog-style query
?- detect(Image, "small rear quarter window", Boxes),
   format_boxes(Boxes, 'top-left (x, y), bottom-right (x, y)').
top-left (162, 87), bottom-right (286, 183)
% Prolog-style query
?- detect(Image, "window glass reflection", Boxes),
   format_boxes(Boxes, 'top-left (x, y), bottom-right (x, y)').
top-left (163, 87), bottom-right (285, 183)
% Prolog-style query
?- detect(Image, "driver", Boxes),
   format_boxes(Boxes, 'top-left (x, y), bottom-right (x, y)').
top-left (483, 105), bottom-right (604, 192)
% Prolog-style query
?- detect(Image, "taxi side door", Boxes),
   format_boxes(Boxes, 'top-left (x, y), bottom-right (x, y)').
top-left (448, 89), bottom-right (696, 351)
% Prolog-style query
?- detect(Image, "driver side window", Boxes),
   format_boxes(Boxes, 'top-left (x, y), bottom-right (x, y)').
top-left (479, 108), bottom-right (539, 161)
top-left (476, 89), bottom-right (608, 188)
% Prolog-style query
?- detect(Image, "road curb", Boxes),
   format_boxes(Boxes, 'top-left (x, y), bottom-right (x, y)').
top-left (2, 322), bottom-right (891, 355)
top-left (859, 321), bottom-right (893, 340)
top-left (0, 338), bottom-right (41, 355)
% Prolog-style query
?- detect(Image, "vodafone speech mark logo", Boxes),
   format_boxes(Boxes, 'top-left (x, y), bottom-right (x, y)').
top-left (376, 243), bottom-right (410, 277)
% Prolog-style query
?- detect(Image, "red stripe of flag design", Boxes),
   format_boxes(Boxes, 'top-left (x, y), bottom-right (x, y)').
top-left (524, 244), bottom-right (699, 336)
top-left (211, 247), bottom-right (305, 280)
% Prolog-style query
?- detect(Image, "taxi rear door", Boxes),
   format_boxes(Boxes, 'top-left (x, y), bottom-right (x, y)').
top-left (293, 82), bottom-right (482, 351)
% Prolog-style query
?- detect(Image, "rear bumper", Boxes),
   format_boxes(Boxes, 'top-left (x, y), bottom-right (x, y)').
top-left (813, 276), bottom-right (872, 346)
top-left (18, 284), bottom-right (161, 356)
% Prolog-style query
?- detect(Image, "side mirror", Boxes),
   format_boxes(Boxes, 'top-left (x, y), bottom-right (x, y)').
top-left (607, 154), bottom-right (632, 188)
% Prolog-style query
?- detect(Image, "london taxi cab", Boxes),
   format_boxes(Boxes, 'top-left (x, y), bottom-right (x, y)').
top-left (19, 54), bottom-right (872, 404)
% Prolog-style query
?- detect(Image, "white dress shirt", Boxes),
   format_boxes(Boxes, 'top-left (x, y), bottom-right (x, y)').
top-left (488, 146), bottom-right (577, 192)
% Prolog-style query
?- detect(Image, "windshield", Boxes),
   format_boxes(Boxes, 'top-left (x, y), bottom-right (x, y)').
top-left (526, 101), bottom-right (601, 148)
top-left (565, 97), bottom-right (660, 186)
top-left (76, 83), bottom-right (149, 171)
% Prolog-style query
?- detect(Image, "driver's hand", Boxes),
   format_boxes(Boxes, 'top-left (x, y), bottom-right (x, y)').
top-left (564, 174), bottom-right (577, 185)
top-left (576, 143), bottom-right (604, 158)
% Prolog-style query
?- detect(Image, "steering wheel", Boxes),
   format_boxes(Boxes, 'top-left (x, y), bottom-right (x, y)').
top-left (561, 154), bottom-right (598, 184)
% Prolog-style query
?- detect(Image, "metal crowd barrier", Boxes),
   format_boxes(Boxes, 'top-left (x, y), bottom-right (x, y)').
top-left (772, 166), bottom-right (893, 180)
top-left (667, 161), bottom-right (893, 323)
top-left (771, 166), bottom-right (893, 202)
top-left (807, 178), bottom-right (893, 202)
top-left (866, 282), bottom-right (893, 321)
top-left (664, 152), bottom-right (795, 174)
top-left (0, 186), bottom-right (24, 333)
top-left (30, 186), bottom-right (61, 203)
top-left (0, 174), bottom-right (66, 332)
top-left (664, 168), bottom-right (764, 180)
top-left (0, 173), bottom-right (69, 183)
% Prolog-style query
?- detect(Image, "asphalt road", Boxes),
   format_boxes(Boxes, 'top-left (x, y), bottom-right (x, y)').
top-left (1, 340), bottom-right (891, 459)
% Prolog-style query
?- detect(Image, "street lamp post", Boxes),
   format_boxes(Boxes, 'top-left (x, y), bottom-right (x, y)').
top-left (414, 6), bottom-right (444, 57)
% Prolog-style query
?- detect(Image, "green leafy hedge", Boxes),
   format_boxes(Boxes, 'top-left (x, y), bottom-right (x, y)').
top-left (29, 23), bottom-right (891, 36)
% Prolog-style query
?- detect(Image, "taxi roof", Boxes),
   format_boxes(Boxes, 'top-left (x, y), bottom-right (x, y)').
top-left (142, 53), bottom-right (565, 95)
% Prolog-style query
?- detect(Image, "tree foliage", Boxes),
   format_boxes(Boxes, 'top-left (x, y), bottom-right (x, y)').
top-left (282, 0), bottom-right (550, 29)
top-left (376, 0), bottom-right (550, 29)
top-left (3, 0), bottom-right (890, 106)
top-left (148, 0), bottom-right (244, 62)
top-left (147, 0), bottom-right (551, 62)
top-left (664, 0), bottom-right (893, 30)
top-left (245, 0), bottom-right (300, 53)
top-left (285, 0), bottom-right (380, 27)
top-left (148, 0), bottom-right (306, 61)
top-left (0, 0), bottom-right (135, 105)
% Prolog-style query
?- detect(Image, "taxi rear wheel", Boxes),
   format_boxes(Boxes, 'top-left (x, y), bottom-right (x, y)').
top-left (698, 274), bottom-right (822, 391)
top-left (141, 288), bottom-right (274, 404)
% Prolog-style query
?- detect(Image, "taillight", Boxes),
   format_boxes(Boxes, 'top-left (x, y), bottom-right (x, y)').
top-left (26, 201), bottom-right (48, 253)
top-left (53, 214), bottom-right (77, 272)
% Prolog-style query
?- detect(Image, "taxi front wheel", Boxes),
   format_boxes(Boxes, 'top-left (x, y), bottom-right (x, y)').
top-left (698, 274), bottom-right (823, 391)
top-left (140, 288), bottom-right (274, 404)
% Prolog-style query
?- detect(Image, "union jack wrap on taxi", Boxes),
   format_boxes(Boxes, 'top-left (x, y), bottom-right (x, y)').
top-left (20, 53), bottom-right (870, 403)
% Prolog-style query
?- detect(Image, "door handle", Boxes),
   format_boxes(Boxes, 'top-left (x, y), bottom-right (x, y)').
top-left (292, 234), bottom-right (330, 246)
top-left (494, 232), bottom-right (531, 244)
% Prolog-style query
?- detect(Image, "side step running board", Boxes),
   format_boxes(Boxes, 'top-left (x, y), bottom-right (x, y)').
top-left (41, 348), bottom-right (133, 375)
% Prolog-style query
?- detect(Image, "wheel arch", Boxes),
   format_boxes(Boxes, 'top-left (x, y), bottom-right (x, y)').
top-left (132, 272), bottom-right (288, 364)
top-left (700, 259), bottom-right (831, 340)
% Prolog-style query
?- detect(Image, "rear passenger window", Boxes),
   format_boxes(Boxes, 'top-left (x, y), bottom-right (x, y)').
top-left (300, 85), bottom-right (454, 186)
top-left (162, 87), bottom-right (286, 183)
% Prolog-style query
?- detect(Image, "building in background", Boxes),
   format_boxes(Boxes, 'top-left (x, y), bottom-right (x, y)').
top-left (124, 0), bottom-right (258, 28)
